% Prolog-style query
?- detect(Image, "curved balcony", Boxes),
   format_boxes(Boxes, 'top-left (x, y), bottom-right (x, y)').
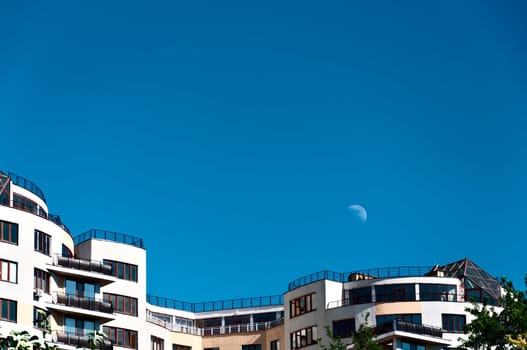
top-left (53, 293), bottom-right (113, 314)
top-left (8, 171), bottom-right (46, 203)
top-left (54, 255), bottom-right (113, 275)
top-left (53, 331), bottom-right (112, 350)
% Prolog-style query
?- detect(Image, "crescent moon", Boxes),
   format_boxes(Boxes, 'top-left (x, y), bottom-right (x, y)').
top-left (349, 204), bottom-right (367, 223)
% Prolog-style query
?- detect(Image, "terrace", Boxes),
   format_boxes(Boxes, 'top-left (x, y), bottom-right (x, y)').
top-left (74, 229), bottom-right (145, 249)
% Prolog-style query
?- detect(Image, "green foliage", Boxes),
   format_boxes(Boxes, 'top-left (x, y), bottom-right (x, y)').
top-left (351, 314), bottom-right (382, 350)
top-left (462, 276), bottom-right (527, 350)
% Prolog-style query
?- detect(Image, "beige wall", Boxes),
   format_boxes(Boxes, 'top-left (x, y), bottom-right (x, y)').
top-left (202, 324), bottom-right (284, 350)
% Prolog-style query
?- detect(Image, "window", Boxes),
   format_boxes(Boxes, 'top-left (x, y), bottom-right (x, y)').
top-left (65, 279), bottom-right (98, 299)
top-left (33, 307), bottom-right (48, 329)
top-left (419, 284), bottom-right (457, 301)
top-left (254, 312), bottom-right (278, 323)
top-left (333, 318), bottom-right (355, 338)
top-left (103, 326), bottom-right (138, 349)
top-left (396, 340), bottom-right (425, 350)
top-left (64, 316), bottom-right (99, 336)
top-left (290, 293), bottom-right (316, 318)
top-left (104, 293), bottom-right (138, 316)
top-left (173, 344), bottom-right (191, 350)
top-left (205, 348), bottom-right (219, 350)
top-left (34, 268), bottom-right (50, 292)
top-left (34, 230), bottom-right (51, 255)
top-left (0, 259), bottom-right (17, 283)
top-left (376, 314), bottom-right (422, 327)
top-left (13, 193), bottom-right (40, 216)
top-left (0, 299), bottom-right (17, 322)
top-left (347, 287), bottom-right (372, 305)
top-left (290, 326), bottom-right (317, 350)
top-left (242, 345), bottom-right (261, 350)
top-left (442, 314), bottom-right (466, 333)
top-left (62, 244), bottom-right (73, 258)
top-left (196, 317), bottom-right (221, 335)
top-left (0, 220), bottom-right (18, 244)
top-left (152, 336), bottom-right (164, 350)
top-left (270, 340), bottom-right (280, 350)
top-left (104, 259), bottom-right (138, 282)
top-left (375, 284), bottom-right (416, 302)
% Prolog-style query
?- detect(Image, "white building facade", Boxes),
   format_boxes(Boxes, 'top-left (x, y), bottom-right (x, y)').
top-left (0, 171), bottom-right (503, 350)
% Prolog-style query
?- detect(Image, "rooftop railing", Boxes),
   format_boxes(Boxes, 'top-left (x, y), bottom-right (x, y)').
top-left (74, 229), bottom-right (145, 249)
top-left (146, 294), bottom-right (283, 313)
top-left (48, 213), bottom-right (71, 234)
top-left (8, 171), bottom-right (47, 203)
top-left (288, 266), bottom-right (436, 291)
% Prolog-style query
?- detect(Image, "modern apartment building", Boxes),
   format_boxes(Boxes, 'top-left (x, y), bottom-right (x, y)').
top-left (0, 171), bottom-right (503, 350)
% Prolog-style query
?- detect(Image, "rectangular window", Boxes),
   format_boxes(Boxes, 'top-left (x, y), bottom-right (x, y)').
top-left (242, 345), bottom-right (261, 350)
top-left (13, 193), bottom-right (41, 216)
top-left (0, 259), bottom-right (17, 283)
top-left (173, 344), bottom-right (191, 350)
top-left (34, 230), bottom-right (51, 255)
top-left (103, 326), bottom-right (138, 349)
top-left (0, 220), bottom-right (18, 244)
top-left (376, 314), bottom-right (422, 327)
top-left (333, 318), bottom-right (355, 338)
top-left (375, 284), bottom-right (416, 302)
top-left (396, 340), bottom-right (426, 350)
top-left (103, 259), bottom-right (138, 282)
top-left (254, 312), bottom-right (278, 323)
top-left (64, 316), bottom-right (99, 336)
top-left (34, 268), bottom-right (50, 293)
top-left (0, 299), bottom-right (17, 322)
top-left (205, 348), bottom-right (219, 350)
top-left (290, 293), bottom-right (316, 318)
top-left (104, 293), bottom-right (138, 316)
top-left (290, 326), bottom-right (317, 350)
top-left (152, 336), bottom-right (164, 350)
top-left (419, 284), bottom-right (457, 301)
top-left (442, 314), bottom-right (466, 333)
top-left (270, 340), bottom-right (280, 350)
top-left (347, 287), bottom-right (372, 305)
top-left (33, 307), bottom-right (48, 329)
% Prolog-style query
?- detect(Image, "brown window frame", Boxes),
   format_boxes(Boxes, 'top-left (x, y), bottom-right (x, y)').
top-left (290, 325), bottom-right (317, 350)
top-left (0, 220), bottom-right (18, 245)
top-left (104, 293), bottom-right (138, 316)
top-left (290, 293), bottom-right (316, 318)
top-left (103, 326), bottom-right (138, 349)
top-left (34, 268), bottom-right (50, 293)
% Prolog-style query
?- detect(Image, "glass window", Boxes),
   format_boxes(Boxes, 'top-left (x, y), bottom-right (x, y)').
top-left (333, 318), bottom-right (355, 338)
top-left (376, 314), bottom-right (422, 327)
top-left (270, 340), bottom-right (280, 350)
top-left (347, 287), bottom-right (372, 305)
top-left (396, 340), bottom-right (425, 350)
top-left (34, 268), bottom-right (50, 292)
top-left (173, 344), bottom-right (191, 350)
top-left (242, 345), bottom-right (261, 350)
top-left (442, 314), bottom-right (466, 333)
top-left (290, 293), bottom-right (316, 318)
top-left (0, 259), bottom-right (17, 283)
top-left (290, 326), bottom-right (317, 350)
top-left (375, 284), bottom-right (416, 302)
top-left (34, 230), bottom-right (51, 255)
top-left (0, 220), bottom-right (18, 244)
top-left (103, 326), bottom-right (138, 349)
top-left (0, 299), bottom-right (16, 322)
top-left (152, 336), bottom-right (164, 350)
top-left (419, 284), bottom-right (457, 301)
top-left (104, 259), bottom-right (138, 282)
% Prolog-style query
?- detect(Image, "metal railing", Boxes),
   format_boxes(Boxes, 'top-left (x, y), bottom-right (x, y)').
top-left (48, 213), bottom-right (71, 234)
top-left (53, 292), bottom-right (113, 314)
top-left (146, 314), bottom-right (284, 335)
top-left (53, 331), bottom-right (112, 350)
top-left (288, 266), bottom-right (436, 291)
top-left (74, 229), bottom-right (145, 249)
top-left (327, 292), bottom-right (464, 309)
top-left (54, 254), bottom-right (113, 275)
top-left (8, 171), bottom-right (46, 203)
top-left (146, 294), bottom-right (283, 312)
top-left (377, 319), bottom-right (443, 338)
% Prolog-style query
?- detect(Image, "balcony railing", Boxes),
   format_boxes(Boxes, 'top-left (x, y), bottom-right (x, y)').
top-left (74, 229), bottom-right (144, 249)
top-left (53, 292), bottom-right (113, 314)
top-left (288, 266), bottom-right (436, 291)
top-left (327, 293), bottom-right (465, 309)
top-left (8, 171), bottom-right (47, 202)
top-left (377, 320), bottom-right (443, 339)
top-left (53, 254), bottom-right (113, 275)
top-left (48, 213), bottom-right (71, 234)
top-left (146, 294), bottom-right (283, 312)
top-left (53, 331), bottom-right (112, 350)
top-left (146, 314), bottom-right (284, 336)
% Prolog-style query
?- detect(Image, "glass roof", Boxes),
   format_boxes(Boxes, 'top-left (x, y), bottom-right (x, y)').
top-left (440, 258), bottom-right (501, 302)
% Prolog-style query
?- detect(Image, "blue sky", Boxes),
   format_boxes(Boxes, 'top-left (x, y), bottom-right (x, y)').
top-left (1, 1), bottom-right (526, 302)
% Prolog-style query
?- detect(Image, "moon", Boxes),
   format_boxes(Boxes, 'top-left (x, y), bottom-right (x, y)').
top-left (349, 204), bottom-right (367, 223)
